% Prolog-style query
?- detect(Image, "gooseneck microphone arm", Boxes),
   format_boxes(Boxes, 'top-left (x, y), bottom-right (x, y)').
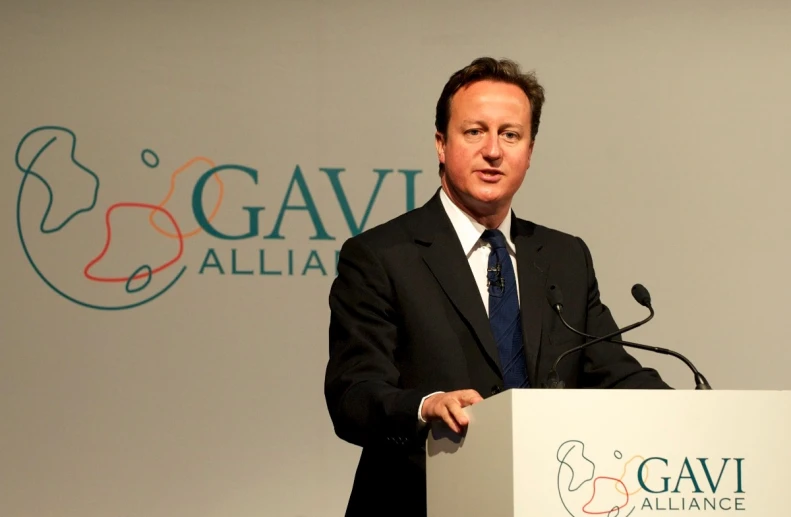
top-left (545, 284), bottom-right (712, 390)
top-left (542, 284), bottom-right (654, 389)
top-left (553, 308), bottom-right (712, 390)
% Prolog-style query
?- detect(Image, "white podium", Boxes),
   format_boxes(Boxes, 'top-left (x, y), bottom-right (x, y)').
top-left (426, 389), bottom-right (790, 516)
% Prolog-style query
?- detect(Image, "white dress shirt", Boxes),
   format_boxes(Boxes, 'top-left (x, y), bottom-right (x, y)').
top-left (417, 188), bottom-right (520, 423)
top-left (438, 188), bottom-right (520, 312)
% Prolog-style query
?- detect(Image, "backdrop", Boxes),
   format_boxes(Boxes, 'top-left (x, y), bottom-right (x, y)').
top-left (2, 1), bottom-right (790, 516)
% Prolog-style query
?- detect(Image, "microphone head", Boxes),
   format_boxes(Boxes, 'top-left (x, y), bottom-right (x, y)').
top-left (546, 284), bottom-right (564, 312)
top-left (631, 283), bottom-right (652, 307)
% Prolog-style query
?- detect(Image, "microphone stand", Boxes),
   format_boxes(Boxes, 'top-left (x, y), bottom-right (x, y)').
top-left (554, 308), bottom-right (712, 390)
top-left (545, 283), bottom-right (712, 390)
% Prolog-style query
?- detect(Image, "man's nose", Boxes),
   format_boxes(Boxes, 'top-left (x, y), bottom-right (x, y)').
top-left (482, 134), bottom-right (503, 160)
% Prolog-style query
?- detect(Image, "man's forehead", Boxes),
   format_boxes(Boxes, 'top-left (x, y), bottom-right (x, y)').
top-left (460, 118), bottom-right (526, 129)
top-left (455, 79), bottom-right (528, 97)
top-left (449, 83), bottom-right (531, 121)
top-left (451, 81), bottom-right (530, 108)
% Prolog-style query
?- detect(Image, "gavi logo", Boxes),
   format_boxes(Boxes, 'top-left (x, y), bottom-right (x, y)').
top-left (556, 440), bottom-right (746, 516)
top-left (14, 126), bottom-right (422, 310)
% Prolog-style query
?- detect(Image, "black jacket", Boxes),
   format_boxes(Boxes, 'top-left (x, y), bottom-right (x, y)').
top-left (324, 190), bottom-right (669, 516)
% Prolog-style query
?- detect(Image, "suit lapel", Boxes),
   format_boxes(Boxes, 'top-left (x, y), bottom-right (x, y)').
top-left (409, 193), bottom-right (552, 382)
top-left (411, 192), bottom-right (504, 375)
top-left (513, 218), bottom-right (549, 385)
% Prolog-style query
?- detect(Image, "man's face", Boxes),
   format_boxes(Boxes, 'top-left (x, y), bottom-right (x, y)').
top-left (435, 80), bottom-right (534, 219)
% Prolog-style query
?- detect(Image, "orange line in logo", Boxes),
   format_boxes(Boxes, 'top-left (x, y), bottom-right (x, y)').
top-left (582, 476), bottom-right (629, 515)
top-left (148, 156), bottom-right (223, 238)
top-left (84, 202), bottom-right (184, 282)
top-left (615, 455), bottom-right (646, 496)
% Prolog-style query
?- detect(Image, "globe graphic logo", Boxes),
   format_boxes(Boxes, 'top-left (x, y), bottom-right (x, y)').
top-left (14, 126), bottom-right (224, 310)
top-left (556, 440), bottom-right (648, 517)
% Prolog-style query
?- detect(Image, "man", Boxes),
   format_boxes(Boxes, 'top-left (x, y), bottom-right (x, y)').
top-left (324, 57), bottom-right (669, 517)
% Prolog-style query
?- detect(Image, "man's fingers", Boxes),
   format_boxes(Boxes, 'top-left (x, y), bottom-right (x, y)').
top-left (439, 400), bottom-right (469, 433)
top-left (422, 390), bottom-right (483, 432)
top-left (437, 405), bottom-right (461, 433)
top-left (442, 414), bottom-right (461, 434)
top-left (447, 403), bottom-right (469, 428)
top-left (459, 389), bottom-right (484, 406)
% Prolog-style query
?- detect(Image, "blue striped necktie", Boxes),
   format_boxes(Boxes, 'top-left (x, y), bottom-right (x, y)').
top-left (481, 229), bottom-right (529, 389)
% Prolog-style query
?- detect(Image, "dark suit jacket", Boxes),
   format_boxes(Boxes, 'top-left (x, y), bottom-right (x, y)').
top-left (324, 189), bottom-right (669, 517)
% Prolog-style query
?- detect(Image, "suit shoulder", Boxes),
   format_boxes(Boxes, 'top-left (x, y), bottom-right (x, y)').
top-left (340, 205), bottom-right (425, 252)
top-left (515, 216), bottom-right (583, 248)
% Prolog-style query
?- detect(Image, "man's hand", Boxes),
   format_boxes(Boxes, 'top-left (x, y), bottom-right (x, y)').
top-left (421, 390), bottom-right (484, 433)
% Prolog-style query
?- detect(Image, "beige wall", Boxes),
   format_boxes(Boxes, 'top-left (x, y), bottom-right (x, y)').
top-left (2, 1), bottom-right (790, 516)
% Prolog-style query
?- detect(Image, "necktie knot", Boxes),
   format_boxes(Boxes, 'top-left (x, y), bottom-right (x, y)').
top-left (481, 229), bottom-right (508, 250)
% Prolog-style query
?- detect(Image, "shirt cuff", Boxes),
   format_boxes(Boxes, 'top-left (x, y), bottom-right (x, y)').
top-left (418, 391), bottom-right (445, 424)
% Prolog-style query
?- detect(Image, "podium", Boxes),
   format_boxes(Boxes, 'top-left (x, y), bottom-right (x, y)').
top-left (426, 389), bottom-right (790, 516)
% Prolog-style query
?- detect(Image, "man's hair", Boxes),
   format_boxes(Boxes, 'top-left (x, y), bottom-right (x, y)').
top-left (435, 57), bottom-right (546, 143)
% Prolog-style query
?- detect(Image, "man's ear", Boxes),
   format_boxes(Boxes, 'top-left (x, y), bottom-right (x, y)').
top-left (434, 131), bottom-right (446, 165)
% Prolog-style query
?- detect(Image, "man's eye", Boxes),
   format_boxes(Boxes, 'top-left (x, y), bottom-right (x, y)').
top-left (466, 129), bottom-right (482, 136)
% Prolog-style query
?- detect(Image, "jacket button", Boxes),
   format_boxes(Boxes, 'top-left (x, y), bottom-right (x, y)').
top-left (491, 385), bottom-right (502, 395)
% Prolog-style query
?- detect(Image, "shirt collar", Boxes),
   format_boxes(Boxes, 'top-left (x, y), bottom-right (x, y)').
top-left (439, 187), bottom-right (516, 257)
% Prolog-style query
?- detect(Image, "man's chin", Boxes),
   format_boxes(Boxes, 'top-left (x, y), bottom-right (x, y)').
top-left (442, 182), bottom-right (512, 215)
top-left (467, 189), bottom-right (508, 208)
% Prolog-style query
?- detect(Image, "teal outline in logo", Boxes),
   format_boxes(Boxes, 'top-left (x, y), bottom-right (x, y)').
top-left (15, 125), bottom-right (185, 310)
top-left (556, 439), bottom-right (635, 517)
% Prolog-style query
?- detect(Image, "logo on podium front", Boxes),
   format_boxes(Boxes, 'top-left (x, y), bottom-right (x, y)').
top-left (556, 440), bottom-right (746, 515)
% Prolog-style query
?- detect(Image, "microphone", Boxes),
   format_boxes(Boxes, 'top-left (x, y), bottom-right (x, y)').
top-left (543, 284), bottom-right (654, 389)
top-left (631, 283), bottom-right (651, 308)
top-left (544, 284), bottom-right (712, 390)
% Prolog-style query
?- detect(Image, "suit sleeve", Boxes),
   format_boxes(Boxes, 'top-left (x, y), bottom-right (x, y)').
top-left (576, 237), bottom-right (672, 389)
top-left (324, 236), bottom-right (427, 449)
